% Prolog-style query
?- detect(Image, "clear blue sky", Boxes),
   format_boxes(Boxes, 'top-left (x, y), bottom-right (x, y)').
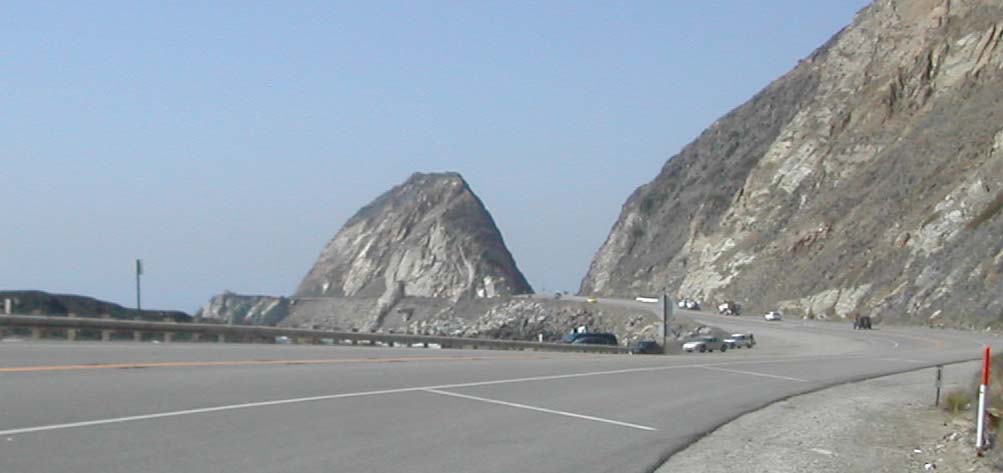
top-left (1, 1), bottom-right (870, 312)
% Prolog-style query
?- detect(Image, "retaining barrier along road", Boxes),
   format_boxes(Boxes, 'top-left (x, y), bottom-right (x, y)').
top-left (0, 314), bottom-right (627, 354)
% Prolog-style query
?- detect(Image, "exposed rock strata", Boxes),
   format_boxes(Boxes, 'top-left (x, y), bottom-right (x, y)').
top-left (581, 0), bottom-right (1003, 326)
top-left (296, 172), bottom-right (532, 301)
top-left (195, 292), bottom-right (289, 326)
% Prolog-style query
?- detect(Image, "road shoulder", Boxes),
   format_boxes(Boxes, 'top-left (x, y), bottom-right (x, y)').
top-left (657, 361), bottom-right (992, 473)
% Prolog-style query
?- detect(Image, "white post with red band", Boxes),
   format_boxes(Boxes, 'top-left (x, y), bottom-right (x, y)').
top-left (977, 346), bottom-right (991, 451)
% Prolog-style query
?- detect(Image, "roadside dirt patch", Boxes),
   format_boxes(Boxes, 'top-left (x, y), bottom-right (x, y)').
top-left (657, 361), bottom-right (994, 473)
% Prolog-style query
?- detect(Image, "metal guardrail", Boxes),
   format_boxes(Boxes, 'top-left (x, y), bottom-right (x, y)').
top-left (0, 315), bottom-right (628, 354)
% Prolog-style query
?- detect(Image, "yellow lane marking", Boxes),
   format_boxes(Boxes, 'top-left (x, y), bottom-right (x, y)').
top-left (0, 354), bottom-right (553, 373)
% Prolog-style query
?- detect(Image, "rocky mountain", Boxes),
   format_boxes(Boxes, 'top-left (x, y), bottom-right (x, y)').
top-left (195, 292), bottom-right (289, 326)
top-left (581, 0), bottom-right (1003, 327)
top-left (296, 172), bottom-right (532, 301)
top-left (200, 172), bottom-right (535, 329)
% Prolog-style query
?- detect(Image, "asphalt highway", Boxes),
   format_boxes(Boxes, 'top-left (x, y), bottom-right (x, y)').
top-left (0, 300), bottom-right (998, 473)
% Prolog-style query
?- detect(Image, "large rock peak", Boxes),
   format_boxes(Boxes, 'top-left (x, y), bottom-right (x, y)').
top-left (295, 172), bottom-right (533, 300)
top-left (581, 0), bottom-right (1003, 326)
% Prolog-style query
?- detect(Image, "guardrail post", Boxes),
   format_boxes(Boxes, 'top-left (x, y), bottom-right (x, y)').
top-left (217, 334), bottom-right (225, 343)
top-left (67, 313), bottom-right (77, 341)
top-left (100, 314), bottom-right (112, 341)
top-left (191, 333), bottom-right (200, 342)
top-left (164, 332), bottom-right (173, 343)
top-left (31, 327), bottom-right (42, 340)
top-left (133, 331), bottom-right (143, 342)
top-left (4, 298), bottom-right (11, 314)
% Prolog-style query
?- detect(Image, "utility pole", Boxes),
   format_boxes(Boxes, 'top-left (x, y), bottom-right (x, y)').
top-left (135, 258), bottom-right (143, 314)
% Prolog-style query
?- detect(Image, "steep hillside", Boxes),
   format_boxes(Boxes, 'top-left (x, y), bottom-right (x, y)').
top-left (296, 172), bottom-right (532, 301)
top-left (194, 292), bottom-right (289, 325)
top-left (582, 0), bottom-right (1003, 327)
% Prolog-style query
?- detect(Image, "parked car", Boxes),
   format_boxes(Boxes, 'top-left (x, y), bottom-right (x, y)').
top-left (683, 336), bottom-right (727, 353)
top-left (628, 340), bottom-right (663, 354)
top-left (724, 333), bottom-right (756, 349)
top-left (764, 311), bottom-right (782, 321)
top-left (562, 332), bottom-right (618, 346)
top-left (718, 301), bottom-right (741, 315)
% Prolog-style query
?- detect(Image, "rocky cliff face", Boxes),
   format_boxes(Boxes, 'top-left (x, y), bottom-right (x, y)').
top-left (195, 292), bottom-right (289, 326)
top-left (296, 172), bottom-right (533, 301)
top-left (582, 0), bottom-right (1003, 327)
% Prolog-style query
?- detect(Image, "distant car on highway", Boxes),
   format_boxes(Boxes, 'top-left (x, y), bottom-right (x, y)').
top-left (683, 336), bottom-right (727, 353)
top-left (718, 301), bottom-right (741, 315)
top-left (562, 332), bottom-right (618, 346)
top-left (628, 340), bottom-right (662, 354)
top-left (724, 333), bottom-right (756, 349)
top-left (677, 298), bottom-right (701, 310)
top-left (853, 315), bottom-right (873, 330)
top-left (585, 297), bottom-right (598, 304)
top-left (764, 311), bottom-right (782, 321)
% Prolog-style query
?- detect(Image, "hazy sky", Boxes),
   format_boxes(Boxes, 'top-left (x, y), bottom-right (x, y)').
top-left (2, 1), bottom-right (871, 312)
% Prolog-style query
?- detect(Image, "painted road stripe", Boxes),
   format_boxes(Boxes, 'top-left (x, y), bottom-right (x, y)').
top-left (0, 359), bottom-right (819, 437)
top-left (699, 365), bottom-right (809, 383)
top-left (877, 358), bottom-right (927, 364)
top-left (422, 388), bottom-right (657, 432)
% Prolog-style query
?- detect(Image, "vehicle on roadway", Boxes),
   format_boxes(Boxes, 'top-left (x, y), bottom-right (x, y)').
top-left (562, 332), bottom-right (618, 346)
top-left (853, 315), bottom-right (873, 330)
top-left (628, 340), bottom-right (662, 354)
top-left (764, 311), bottom-right (783, 321)
top-left (677, 298), bottom-right (700, 310)
top-left (585, 297), bottom-right (598, 304)
top-left (718, 301), bottom-right (741, 315)
top-left (724, 333), bottom-right (756, 349)
top-left (682, 336), bottom-right (727, 353)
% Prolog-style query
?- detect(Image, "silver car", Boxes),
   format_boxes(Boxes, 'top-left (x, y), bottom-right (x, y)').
top-left (683, 336), bottom-right (728, 353)
top-left (724, 333), bottom-right (756, 349)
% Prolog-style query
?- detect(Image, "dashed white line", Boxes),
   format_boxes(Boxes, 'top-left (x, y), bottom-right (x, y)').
top-left (422, 388), bottom-right (657, 432)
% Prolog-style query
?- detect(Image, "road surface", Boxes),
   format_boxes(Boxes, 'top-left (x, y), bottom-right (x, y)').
top-left (0, 300), bottom-right (996, 473)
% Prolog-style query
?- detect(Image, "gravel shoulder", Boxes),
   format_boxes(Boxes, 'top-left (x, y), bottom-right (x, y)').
top-left (657, 361), bottom-right (993, 473)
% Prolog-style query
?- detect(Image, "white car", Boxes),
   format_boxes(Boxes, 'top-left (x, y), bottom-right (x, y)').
top-left (682, 336), bottom-right (727, 353)
top-left (724, 333), bottom-right (756, 349)
top-left (764, 311), bottom-right (782, 321)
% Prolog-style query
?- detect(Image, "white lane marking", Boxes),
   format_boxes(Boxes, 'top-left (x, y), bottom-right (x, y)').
top-left (422, 388), bottom-right (656, 432)
top-left (0, 358), bottom-right (826, 437)
top-left (877, 358), bottom-right (927, 364)
top-left (699, 365), bottom-right (809, 383)
top-left (0, 386), bottom-right (427, 437)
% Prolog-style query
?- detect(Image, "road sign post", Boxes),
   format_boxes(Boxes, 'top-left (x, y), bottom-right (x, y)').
top-left (661, 294), bottom-right (674, 354)
top-left (135, 259), bottom-right (143, 313)
top-left (934, 365), bottom-right (943, 407)
top-left (977, 346), bottom-right (991, 452)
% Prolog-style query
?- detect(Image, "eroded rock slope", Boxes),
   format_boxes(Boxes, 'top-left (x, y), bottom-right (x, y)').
top-left (296, 172), bottom-right (532, 301)
top-left (582, 0), bottom-right (1003, 326)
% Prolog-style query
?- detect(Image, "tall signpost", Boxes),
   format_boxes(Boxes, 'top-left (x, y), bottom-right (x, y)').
top-left (661, 294), bottom-right (674, 354)
top-left (135, 259), bottom-right (143, 314)
top-left (977, 346), bottom-right (991, 452)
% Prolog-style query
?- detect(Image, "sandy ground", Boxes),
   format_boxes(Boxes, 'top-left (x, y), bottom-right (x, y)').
top-left (657, 361), bottom-right (996, 473)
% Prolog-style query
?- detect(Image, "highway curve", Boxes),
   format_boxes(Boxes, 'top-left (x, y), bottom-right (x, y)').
top-left (0, 300), bottom-right (997, 473)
